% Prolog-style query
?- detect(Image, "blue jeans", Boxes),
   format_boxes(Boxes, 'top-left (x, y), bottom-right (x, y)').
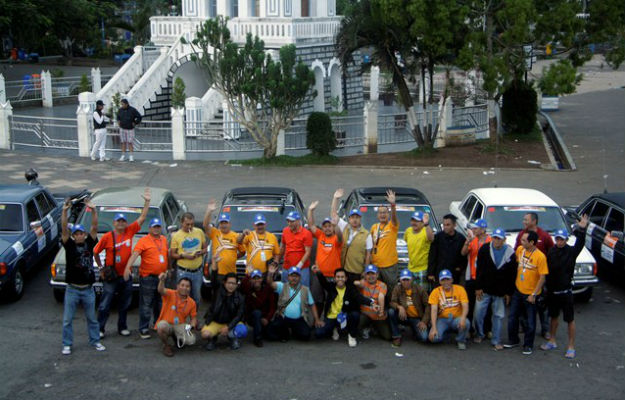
top-left (314, 311), bottom-right (360, 338)
top-left (508, 290), bottom-right (537, 348)
top-left (249, 309), bottom-right (267, 341)
top-left (139, 276), bottom-right (162, 332)
top-left (177, 267), bottom-right (202, 307)
top-left (473, 293), bottom-right (505, 345)
top-left (281, 267), bottom-right (310, 287)
top-left (62, 285), bottom-right (100, 346)
top-left (97, 277), bottom-right (133, 333)
top-left (430, 316), bottom-right (468, 344)
top-left (267, 316), bottom-right (311, 341)
top-left (387, 308), bottom-right (428, 342)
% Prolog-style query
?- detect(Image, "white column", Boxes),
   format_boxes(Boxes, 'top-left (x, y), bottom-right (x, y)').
top-left (363, 101), bottom-right (378, 154)
top-left (370, 65), bottom-right (380, 102)
top-left (0, 74), bottom-right (6, 104)
top-left (76, 92), bottom-right (96, 157)
top-left (217, 0), bottom-right (228, 16)
top-left (41, 70), bottom-right (53, 108)
top-left (185, 96), bottom-right (203, 136)
top-left (171, 107), bottom-right (186, 160)
top-left (465, 70), bottom-right (476, 107)
top-left (222, 100), bottom-right (241, 139)
top-left (276, 129), bottom-right (285, 156)
top-left (434, 96), bottom-right (452, 149)
top-left (0, 101), bottom-right (13, 150)
top-left (91, 67), bottom-right (102, 94)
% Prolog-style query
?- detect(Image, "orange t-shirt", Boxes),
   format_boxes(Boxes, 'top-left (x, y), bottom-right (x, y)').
top-left (134, 234), bottom-right (168, 277)
top-left (281, 226), bottom-right (313, 269)
top-left (468, 235), bottom-right (492, 280)
top-left (429, 284), bottom-right (469, 319)
top-left (93, 221), bottom-right (141, 275)
top-left (156, 289), bottom-right (197, 325)
top-left (360, 280), bottom-right (387, 320)
top-left (208, 227), bottom-right (241, 275)
top-left (313, 229), bottom-right (342, 277)
top-left (515, 246), bottom-right (549, 295)
top-left (370, 220), bottom-right (399, 268)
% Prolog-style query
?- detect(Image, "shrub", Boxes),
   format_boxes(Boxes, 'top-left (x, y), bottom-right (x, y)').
top-left (306, 112), bottom-right (336, 156)
top-left (502, 80), bottom-right (537, 135)
top-left (538, 59), bottom-right (582, 96)
top-left (171, 77), bottom-right (186, 108)
top-left (78, 74), bottom-right (90, 93)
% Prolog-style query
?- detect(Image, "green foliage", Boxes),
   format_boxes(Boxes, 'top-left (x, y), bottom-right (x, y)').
top-left (107, 92), bottom-right (122, 118)
top-left (538, 60), bottom-right (582, 96)
top-left (238, 154), bottom-right (339, 167)
top-left (50, 69), bottom-right (65, 78)
top-left (171, 77), bottom-right (186, 108)
top-left (502, 80), bottom-right (538, 135)
top-left (78, 74), bottom-right (90, 93)
top-left (588, 0), bottom-right (625, 69)
top-left (306, 112), bottom-right (336, 156)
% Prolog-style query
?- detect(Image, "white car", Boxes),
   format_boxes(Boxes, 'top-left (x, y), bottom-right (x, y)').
top-left (449, 187), bottom-right (598, 302)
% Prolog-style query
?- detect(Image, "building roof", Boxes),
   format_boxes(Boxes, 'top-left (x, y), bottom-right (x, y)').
top-left (469, 188), bottom-right (558, 207)
top-left (0, 184), bottom-right (43, 203)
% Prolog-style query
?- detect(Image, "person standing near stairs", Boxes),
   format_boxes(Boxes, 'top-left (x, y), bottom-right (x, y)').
top-left (117, 99), bottom-right (142, 162)
top-left (91, 100), bottom-right (110, 161)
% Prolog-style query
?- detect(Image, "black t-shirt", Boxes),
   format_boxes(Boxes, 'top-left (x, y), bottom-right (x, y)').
top-left (64, 236), bottom-right (98, 285)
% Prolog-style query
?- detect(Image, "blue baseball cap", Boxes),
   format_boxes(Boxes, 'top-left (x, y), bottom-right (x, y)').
top-left (254, 214), bottom-right (266, 225)
top-left (364, 264), bottom-right (378, 274)
top-left (439, 269), bottom-right (453, 281)
top-left (218, 213), bottom-right (230, 223)
top-left (411, 211), bottom-right (424, 222)
top-left (114, 213), bottom-right (127, 221)
top-left (349, 208), bottom-right (362, 217)
top-left (399, 269), bottom-right (413, 280)
top-left (149, 218), bottom-right (162, 228)
top-left (469, 218), bottom-right (488, 229)
top-left (555, 229), bottom-right (569, 240)
top-left (321, 217), bottom-right (333, 225)
top-left (286, 211), bottom-right (301, 221)
top-left (288, 266), bottom-right (301, 276)
top-left (71, 224), bottom-right (86, 234)
top-left (492, 228), bottom-right (506, 239)
top-left (250, 269), bottom-right (263, 278)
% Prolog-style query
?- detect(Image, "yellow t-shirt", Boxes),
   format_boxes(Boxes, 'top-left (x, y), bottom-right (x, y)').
top-left (208, 227), bottom-right (240, 275)
top-left (170, 227), bottom-right (206, 270)
top-left (405, 288), bottom-right (419, 318)
top-left (370, 220), bottom-right (399, 268)
top-left (242, 231), bottom-right (280, 273)
top-left (428, 284), bottom-right (468, 319)
top-left (404, 227), bottom-right (430, 273)
top-left (327, 286), bottom-right (346, 319)
top-left (515, 246), bottom-right (549, 295)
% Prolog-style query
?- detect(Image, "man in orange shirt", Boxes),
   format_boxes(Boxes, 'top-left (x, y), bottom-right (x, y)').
top-left (155, 272), bottom-right (197, 357)
top-left (238, 214), bottom-right (280, 274)
top-left (94, 188), bottom-right (151, 338)
top-left (307, 200), bottom-right (342, 277)
top-left (370, 190), bottom-right (399, 295)
top-left (428, 269), bottom-right (469, 350)
top-left (356, 265), bottom-right (391, 340)
top-left (124, 218), bottom-right (169, 339)
top-left (278, 211), bottom-right (313, 287)
top-left (203, 199), bottom-right (242, 283)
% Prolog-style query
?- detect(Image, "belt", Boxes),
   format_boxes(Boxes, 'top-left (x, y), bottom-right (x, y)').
top-left (177, 266), bottom-right (201, 273)
top-left (68, 283), bottom-right (91, 290)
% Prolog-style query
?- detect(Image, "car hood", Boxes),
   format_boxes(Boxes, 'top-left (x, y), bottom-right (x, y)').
top-left (0, 237), bottom-right (13, 257)
top-left (505, 233), bottom-right (595, 264)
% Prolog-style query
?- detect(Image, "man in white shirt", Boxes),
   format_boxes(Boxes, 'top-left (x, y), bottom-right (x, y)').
top-left (90, 100), bottom-right (110, 162)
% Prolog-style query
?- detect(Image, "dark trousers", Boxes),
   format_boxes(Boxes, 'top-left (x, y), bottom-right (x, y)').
top-left (139, 276), bottom-right (162, 332)
top-left (267, 316), bottom-right (311, 341)
top-left (249, 309), bottom-right (268, 341)
top-left (508, 290), bottom-right (537, 348)
top-left (387, 308), bottom-right (428, 341)
top-left (97, 276), bottom-right (133, 333)
top-left (315, 311), bottom-right (360, 339)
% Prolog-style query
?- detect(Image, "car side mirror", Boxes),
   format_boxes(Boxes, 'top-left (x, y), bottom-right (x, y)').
top-left (611, 231), bottom-right (624, 241)
top-left (167, 225), bottom-right (178, 233)
top-left (30, 221), bottom-right (42, 230)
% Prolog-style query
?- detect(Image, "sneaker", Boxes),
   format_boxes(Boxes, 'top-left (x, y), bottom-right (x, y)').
top-left (119, 154), bottom-right (125, 161)
top-left (457, 342), bottom-right (467, 350)
top-left (540, 342), bottom-right (558, 351)
top-left (503, 341), bottom-right (520, 349)
top-left (162, 344), bottom-right (174, 357)
top-left (361, 328), bottom-right (370, 340)
top-left (204, 340), bottom-right (216, 351)
top-left (139, 330), bottom-right (151, 339)
top-left (128, 155), bottom-right (134, 162)
top-left (391, 338), bottom-right (402, 348)
top-left (94, 342), bottom-right (106, 351)
top-left (230, 338), bottom-right (241, 350)
top-left (90, 155), bottom-right (96, 161)
top-left (522, 346), bottom-right (533, 355)
top-left (100, 157), bottom-right (111, 162)
top-left (119, 329), bottom-right (131, 337)
top-left (61, 346), bottom-right (71, 355)
top-left (473, 336), bottom-right (483, 344)
top-left (332, 328), bottom-right (340, 341)
top-left (348, 334), bottom-right (357, 348)
top-left (99, 331), bottom-right (104, 339)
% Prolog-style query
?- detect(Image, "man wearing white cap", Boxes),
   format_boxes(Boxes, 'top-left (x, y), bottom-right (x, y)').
top-left (428, 269), bottom-right (469, 350)
top-left (278, 210), bottom-right (313, 287)
top-left (404, 211), bottom-right (434, 286)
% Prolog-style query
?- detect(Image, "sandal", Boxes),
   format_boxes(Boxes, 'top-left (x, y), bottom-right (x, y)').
top-left (540, 342), bottom-right (558, 351)
top-left (565, 349), bottom-right (576, 359)
top-left (493, 344), bottom-right (504, 351)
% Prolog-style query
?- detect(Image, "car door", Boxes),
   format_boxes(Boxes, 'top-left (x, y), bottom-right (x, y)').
top-left (24, 198), bottom-right (44, 268)
top-left (470, 199), bottom-right (485, 225)
top-left (457, 194), bottom-right (477, 230)
top-left (165, 194), bottom-right (181, 226)
top-left (34, 192), bottom-right (58, 251)
top-left (601, 206), bottom-right (624, 270)
top-left (586, 200), bottom-right (610, 261)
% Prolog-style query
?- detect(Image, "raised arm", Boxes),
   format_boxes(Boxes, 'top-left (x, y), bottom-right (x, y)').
top-left (157, 272), bottom-right (168, 296)
top-left (86, 200), bottom-right (98, 240)
top-left (267, 263), bottom-right (279, 290)
top-left (424, 213), bottom-right (435, 242)
top-left (307, 201), bottom-right (319, 235)
top-left (331, 188), bottom-right (344, 221)
top-left (386, 189), bottom-right (398, 226)
top-left (61, 199), bottom-right (71, 244)
top-left (203, 198), bottom-right (218, 234)
top-left (136, 187), bottom-right (151, 227)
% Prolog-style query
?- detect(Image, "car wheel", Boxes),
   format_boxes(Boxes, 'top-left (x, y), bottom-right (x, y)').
top-left (201, 285), bottom-right (212, 301)
top-left (5, 265), bottom-right (25, 301)
top-left (53, 288), bottom-right (65, 303)
top-left (575, 287), bottom-right (593, 303)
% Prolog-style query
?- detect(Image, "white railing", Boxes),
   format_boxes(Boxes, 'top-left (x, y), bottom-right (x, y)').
top-left (201, 87), bottom-right (223, 121)
top-left (97, 46), bottom-right (144, 112)
top-left (150, 16), bottom-right (205, 46)
top-left (229, 17), bottom-right (342, 46)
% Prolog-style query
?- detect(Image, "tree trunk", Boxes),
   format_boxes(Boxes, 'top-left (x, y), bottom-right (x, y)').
top-left (486, 11), bottom-right (498, 141)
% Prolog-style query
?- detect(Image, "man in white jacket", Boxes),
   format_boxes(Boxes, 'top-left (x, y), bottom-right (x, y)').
top-left (91, 100), bottom-right (110, 161)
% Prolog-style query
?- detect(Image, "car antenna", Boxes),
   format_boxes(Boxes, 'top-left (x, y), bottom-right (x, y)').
top-left (280, 198), bottom-right (285, 214)
top-left (603, 174), bottom-right (608, 194)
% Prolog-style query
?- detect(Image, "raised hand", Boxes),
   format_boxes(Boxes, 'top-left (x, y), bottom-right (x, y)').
top-left (268, 263), bottom-right (278, 275)
top-left (141, 187), bottom-right (151, 203)
top-left (206, 198), bottom-right (218, 214)
top-left (309, 200), bottom-right (319, 211)
top-left (423, 213), bottom-right (430, 225)
top-left (385, 189), bottom-right (396, 205)
top-left (63, 198), bottom-right (72, 211)
top-left (579, 213), bottom-right (589, 229)
top-left (333, 188), bottom-right (344, 199)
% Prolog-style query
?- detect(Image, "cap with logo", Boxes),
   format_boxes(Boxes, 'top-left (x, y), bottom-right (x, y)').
top-left (469, 218), bottom-right (488, 229)
top-left (114, 213), bottom-right (127, 221)
top-left (492, 228), bottom-right (506, 239)
top-left (321, 217), bottom-right (333, 225)
top-left (349, 208), bottom-right (362, 217)
top-left (438, 269), bottom-right (453, 281)
top-left (254, 214), bottom-right (266, 225)
top-left (364, 264), bottom-right (378, 274)
top-left (554, 229), bottom-right (569, 240)
top-left (218, 213), bottom-right (230, 223)
top-left (399, 269), bottom-right (413, 280)
top-left (149, 218), bottom-right (162, 228)
top-left (288, 266), bottom-right (301, 276)
top-left (250, 269), bottom-right (263, 278)
top-left (411, 211), bottom-right (424, 222)
top-left (286, 211), bottom-right (301, 221)
top-left (71, 224), bottom-right (86, 234)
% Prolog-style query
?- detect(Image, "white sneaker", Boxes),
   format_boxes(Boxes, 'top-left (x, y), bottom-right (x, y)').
top-left (119, 329), bottom-right (130, 336)
top-left (128, 155), bottom-right (134, 162)
top-left (332, 327), bottom-right (340, 341)
top-left (62, 346), bottom-right (71, 355)
top-left (100, 157), bottom-right (110, 162)
top-left (90, 155), bottom-right (96, 161)
top-left (94, 342), bottom-right (106, 351)
top-left (119, 154), bottom-right (125, 161)
top-left (348, 334), bottom-right (357, 348)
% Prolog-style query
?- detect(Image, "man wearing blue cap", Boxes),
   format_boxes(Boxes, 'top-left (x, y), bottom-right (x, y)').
top-left (238, 213), bottom-right (280, 275)
top-left (266, 263), bottom-right (323, 341)
top-left (389, 269), bottom-right (431, 346)
top-left (94, 187), bottom-right (151, 338)
top-left (332, 188), bottom-right (373, 282)
top-left (404, 211), bottom-right (434, 286)
top-left (240, 269), bottom-right (276, 347)
top-left (428, 269), bottom-right (469, 350)
top-left (474, 228), bottom-right (517, 350)
top-left (60, 198), bottom-right (105, 355)
top-left (542, 214), bottom-right (589, 359)
top-left (278, 210), bottom-right (313, 287)
top-left (203, 199), bottom-right (242, 284)
top-left (355, 264), bottom-right (391, 340)
top-left (170, 212), bottom-right (207, 306)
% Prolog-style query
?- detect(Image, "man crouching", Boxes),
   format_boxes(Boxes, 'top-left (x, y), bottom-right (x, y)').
top-left (155, 272), bottom-right (197, 357)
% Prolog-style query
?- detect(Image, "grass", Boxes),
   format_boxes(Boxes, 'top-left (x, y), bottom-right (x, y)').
top-left (403, 146), bottom-right (439, 158)
top-left (237, 154), bottom-right (339, 166)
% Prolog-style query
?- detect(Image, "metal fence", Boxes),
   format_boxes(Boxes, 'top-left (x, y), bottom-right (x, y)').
top-left (285, 114), bottom-right (365, 150)
top-left (4, 76), bottom-right (43, 102)
top-left (106, 121), bottom-right (172, 152)
top-left (9, 114), bottom-right (78, 149)
top-left (378, 109), bottom-right (440, 145)
top-left (184, 120), bottom-right (262, 152)
top-left (451, 104), bottom-right (488, 139)
top-left (51, 75), bottom-right (114, 99)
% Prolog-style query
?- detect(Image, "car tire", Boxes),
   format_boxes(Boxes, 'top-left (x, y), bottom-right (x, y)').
top-left (5, 265), bottom-right (25, 301)
top-left (53, 288), bottom-right (65, 303)
top-left (201, 285), bottom-right (212, 301)
top-left (575, 287), bottom-right (593, 303)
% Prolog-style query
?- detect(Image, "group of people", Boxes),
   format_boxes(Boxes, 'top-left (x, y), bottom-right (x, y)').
top-left (60, 188), bottom-right (588, 360)
top-left (90, 98), bottom-right (142, 162)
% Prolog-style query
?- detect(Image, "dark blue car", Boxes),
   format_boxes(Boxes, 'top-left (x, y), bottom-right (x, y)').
top-left (0, 184), bottom-right (62, 301)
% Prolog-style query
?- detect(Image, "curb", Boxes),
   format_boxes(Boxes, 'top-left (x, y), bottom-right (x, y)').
top-left (538, 111), bottom-right (577, 171)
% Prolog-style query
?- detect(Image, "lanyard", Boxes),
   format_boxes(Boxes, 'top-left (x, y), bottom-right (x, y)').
top-left (150, 235), bottom-right (164, 253)
top-left (521, 249), bottom-right (535, 273)
top-left (253, 232), bottom-right (266, 247)
top-left (374, 222), bottom-right (387, 248)
top-left (440, 286), bottom-right (454, 307)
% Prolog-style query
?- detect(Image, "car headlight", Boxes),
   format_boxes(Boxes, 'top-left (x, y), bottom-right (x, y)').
top-left (574, 263), bottom-right (594, 276)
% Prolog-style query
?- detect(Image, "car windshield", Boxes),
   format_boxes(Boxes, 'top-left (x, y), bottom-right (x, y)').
top-left (221, 205), bottom-right (297, 233)
top-left (484, 206), bottom-right (568, 233)
top-left (79, 206), bottom-right (161, 234)
top-left (0, 204), bottom-right (23, 231)
top-left (357, 204), bottom-right (434, 233)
